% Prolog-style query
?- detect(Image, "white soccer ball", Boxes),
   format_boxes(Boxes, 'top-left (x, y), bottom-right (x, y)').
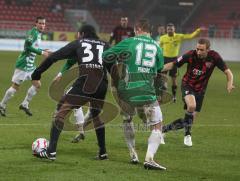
top-left (32, 138), bottom-right (49, 154)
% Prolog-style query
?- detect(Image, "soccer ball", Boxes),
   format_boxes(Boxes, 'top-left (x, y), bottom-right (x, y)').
top-left (32, 138), bottom-right (49, 154)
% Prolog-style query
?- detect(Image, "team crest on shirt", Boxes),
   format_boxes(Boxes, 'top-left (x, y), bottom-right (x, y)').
top-left (205, 62), bottom-right (213, 68)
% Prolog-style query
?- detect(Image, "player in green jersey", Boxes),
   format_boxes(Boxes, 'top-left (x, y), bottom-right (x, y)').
top-left (103, 19), bottom-right (166, 170)
top-left (0, 17), bottom-right (50, 117)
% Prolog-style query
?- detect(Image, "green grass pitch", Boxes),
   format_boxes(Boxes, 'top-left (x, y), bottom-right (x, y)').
top-left (0, 51), bottom-right (240, 181)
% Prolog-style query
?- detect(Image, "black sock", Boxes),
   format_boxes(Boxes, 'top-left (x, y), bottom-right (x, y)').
top-left (95, 125), bottom-right (106, 155)
top-left (162, 118), bottom-right (184, 133)
top-left (172, 85), bottom-right (177, 97)
top-left (184, 112), bottom-right (193, 136)
top-left (48, 120), bottom-right (64, 153)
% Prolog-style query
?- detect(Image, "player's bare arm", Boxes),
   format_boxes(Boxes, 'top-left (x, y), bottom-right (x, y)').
top-left (162, 62), bottom-right (174, 72)
top-left (224, 69), bottom-right (235, 93)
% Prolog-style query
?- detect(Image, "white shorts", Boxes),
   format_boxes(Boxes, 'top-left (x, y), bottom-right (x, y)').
top-left (11, 69), bottom-right (34, 85)
top-left (120, 100), bottom-right (163, 126)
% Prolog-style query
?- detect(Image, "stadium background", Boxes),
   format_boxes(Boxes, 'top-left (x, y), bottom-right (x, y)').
top-left (0, 0), bottom-right (240, 180)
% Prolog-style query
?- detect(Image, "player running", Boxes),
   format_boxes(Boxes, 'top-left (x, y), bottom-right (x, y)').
top-left (160, 23), bottom-right (203, 102)
top-left (0, 17), bottom-right (50, 117)
top-left (162, 38), bottom-right (235, 146)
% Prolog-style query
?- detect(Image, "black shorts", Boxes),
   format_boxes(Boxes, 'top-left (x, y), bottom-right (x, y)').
top-left (61, 77), bottom-right (108, 110)
top-left (181, 85), bottom-right (205, 112)
top-left (68, 77), bottom-right (108, 100)
top-left (163, 57), bottom-right (177, 77)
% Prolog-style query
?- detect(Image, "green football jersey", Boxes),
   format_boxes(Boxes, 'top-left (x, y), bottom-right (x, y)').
top-left (15, 27), bottom-right (43, 72)
top-left (103, 35), bottom-right (164, 106)
top-left (60, 59), bottom-right (77, 74)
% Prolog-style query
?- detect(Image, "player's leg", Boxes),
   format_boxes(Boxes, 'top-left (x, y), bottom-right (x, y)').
top-left (19, 72), bottom-right (41, 116)
top-left (34, 93), bottom-right (89, 160)
top-left (89, 99), bottom-right (108, 160)
top-left (122, 113), bottom-right (139, 163)
top-left (0, 69), bottom-right (24, 116)
top-left (71, 107), bottom-right (85, 143)
top-left (143, 101), bottom-right (166, 170)
top-left (169, 65), bottom-right (178, 103)
top-left (34, 99), bottom-right (73, 160)
top-left (162, 118), bottom-right (185, 133)
top-left (118, 97), bottom-right (139, 164)
top-left (183, 94), bottom-right (196, 147)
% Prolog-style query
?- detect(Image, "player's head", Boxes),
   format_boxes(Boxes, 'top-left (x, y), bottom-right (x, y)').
top-left (78, 24), bottom-right (99, 39)
top-left (35, 16), bottom-right (46, 32)
top-left (157, 25), bottom-right (165, 35)
top-left (166, 23), bottom-right (175, 36)
top-left (196, 38), bottom-right (211, 59)
top-left (120, 17), bottom-right (128, 27)
top-left (134, 19), bottom-right (151, 35)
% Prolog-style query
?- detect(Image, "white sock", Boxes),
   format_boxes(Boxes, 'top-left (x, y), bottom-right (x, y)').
top-left (74, 108), bottom-right (85, 134)
top-left (123, 120), bottom-right (136, 153)
top-left (145, 129), bottom-right (162, 162)
top-left (0, 87), bottom-right (17, 108)
top-left (21, 86), bottom-right (37, 108)
top-left (74, 107), bottom-right (84, 124)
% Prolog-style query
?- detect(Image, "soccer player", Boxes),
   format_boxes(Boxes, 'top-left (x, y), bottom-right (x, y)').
top-left (109, 16), bottom-right (135, 45)
top-left (32, 25), bottom-right (110, 160)
top-left (160, 23), bottom-right (202, 102)
top-left (162, 38), bottom-right (235, 146)
top-left (0, 17), bottom-right (50, 117)
top-left (103, 19), bottom-right (166, 170)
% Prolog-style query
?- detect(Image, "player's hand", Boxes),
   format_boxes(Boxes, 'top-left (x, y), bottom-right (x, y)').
top-left (227, 83), bottom-right (235, 93)
top-left (42, 49), bottom-right (52, 58)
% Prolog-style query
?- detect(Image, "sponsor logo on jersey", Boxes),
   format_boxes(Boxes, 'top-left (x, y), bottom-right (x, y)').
top-left (205, 62), bottom-right (213, 68)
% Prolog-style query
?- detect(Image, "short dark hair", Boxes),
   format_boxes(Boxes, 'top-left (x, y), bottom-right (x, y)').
top-left (78, 24), bottom-right (99, 39)
top-left (198, 38), bottom-right (211, 49)
top-left (36, 16), bottom-right (45, 23)
top-left (167, 23), bottom-right (174, 27)
top-left (135, 19), bottom-right (151, 32)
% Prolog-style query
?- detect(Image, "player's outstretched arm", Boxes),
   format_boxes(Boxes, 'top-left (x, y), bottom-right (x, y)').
top-left (224, 69), bottom-right (235, 93)
top-left (31, 40), bottom-right (78, 81)
top-left (162, 62), bottom-right (174, 72)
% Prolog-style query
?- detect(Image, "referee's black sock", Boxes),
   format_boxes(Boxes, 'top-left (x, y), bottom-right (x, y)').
top-left (162, 118), bottom-right (184, 133)
top-left (48, 119), bottom-right (64, 153)
top-left (95, 125), bottom-right (106, 155)
top-left (184, 112), bottom-right (193, 136)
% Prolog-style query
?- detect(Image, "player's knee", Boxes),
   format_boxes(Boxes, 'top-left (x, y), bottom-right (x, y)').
top-left (187, 104), bottom-right (196, 112)
top-left (32, 81), bottom-right (41, 89)
top-left (12, 83), bottom-right (19, 91)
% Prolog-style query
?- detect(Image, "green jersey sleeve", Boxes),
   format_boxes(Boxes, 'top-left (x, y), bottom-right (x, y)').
top-left (25, 28), bottom-right (42, 55)
top-left (60, 59), bottom-right (77, 74)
